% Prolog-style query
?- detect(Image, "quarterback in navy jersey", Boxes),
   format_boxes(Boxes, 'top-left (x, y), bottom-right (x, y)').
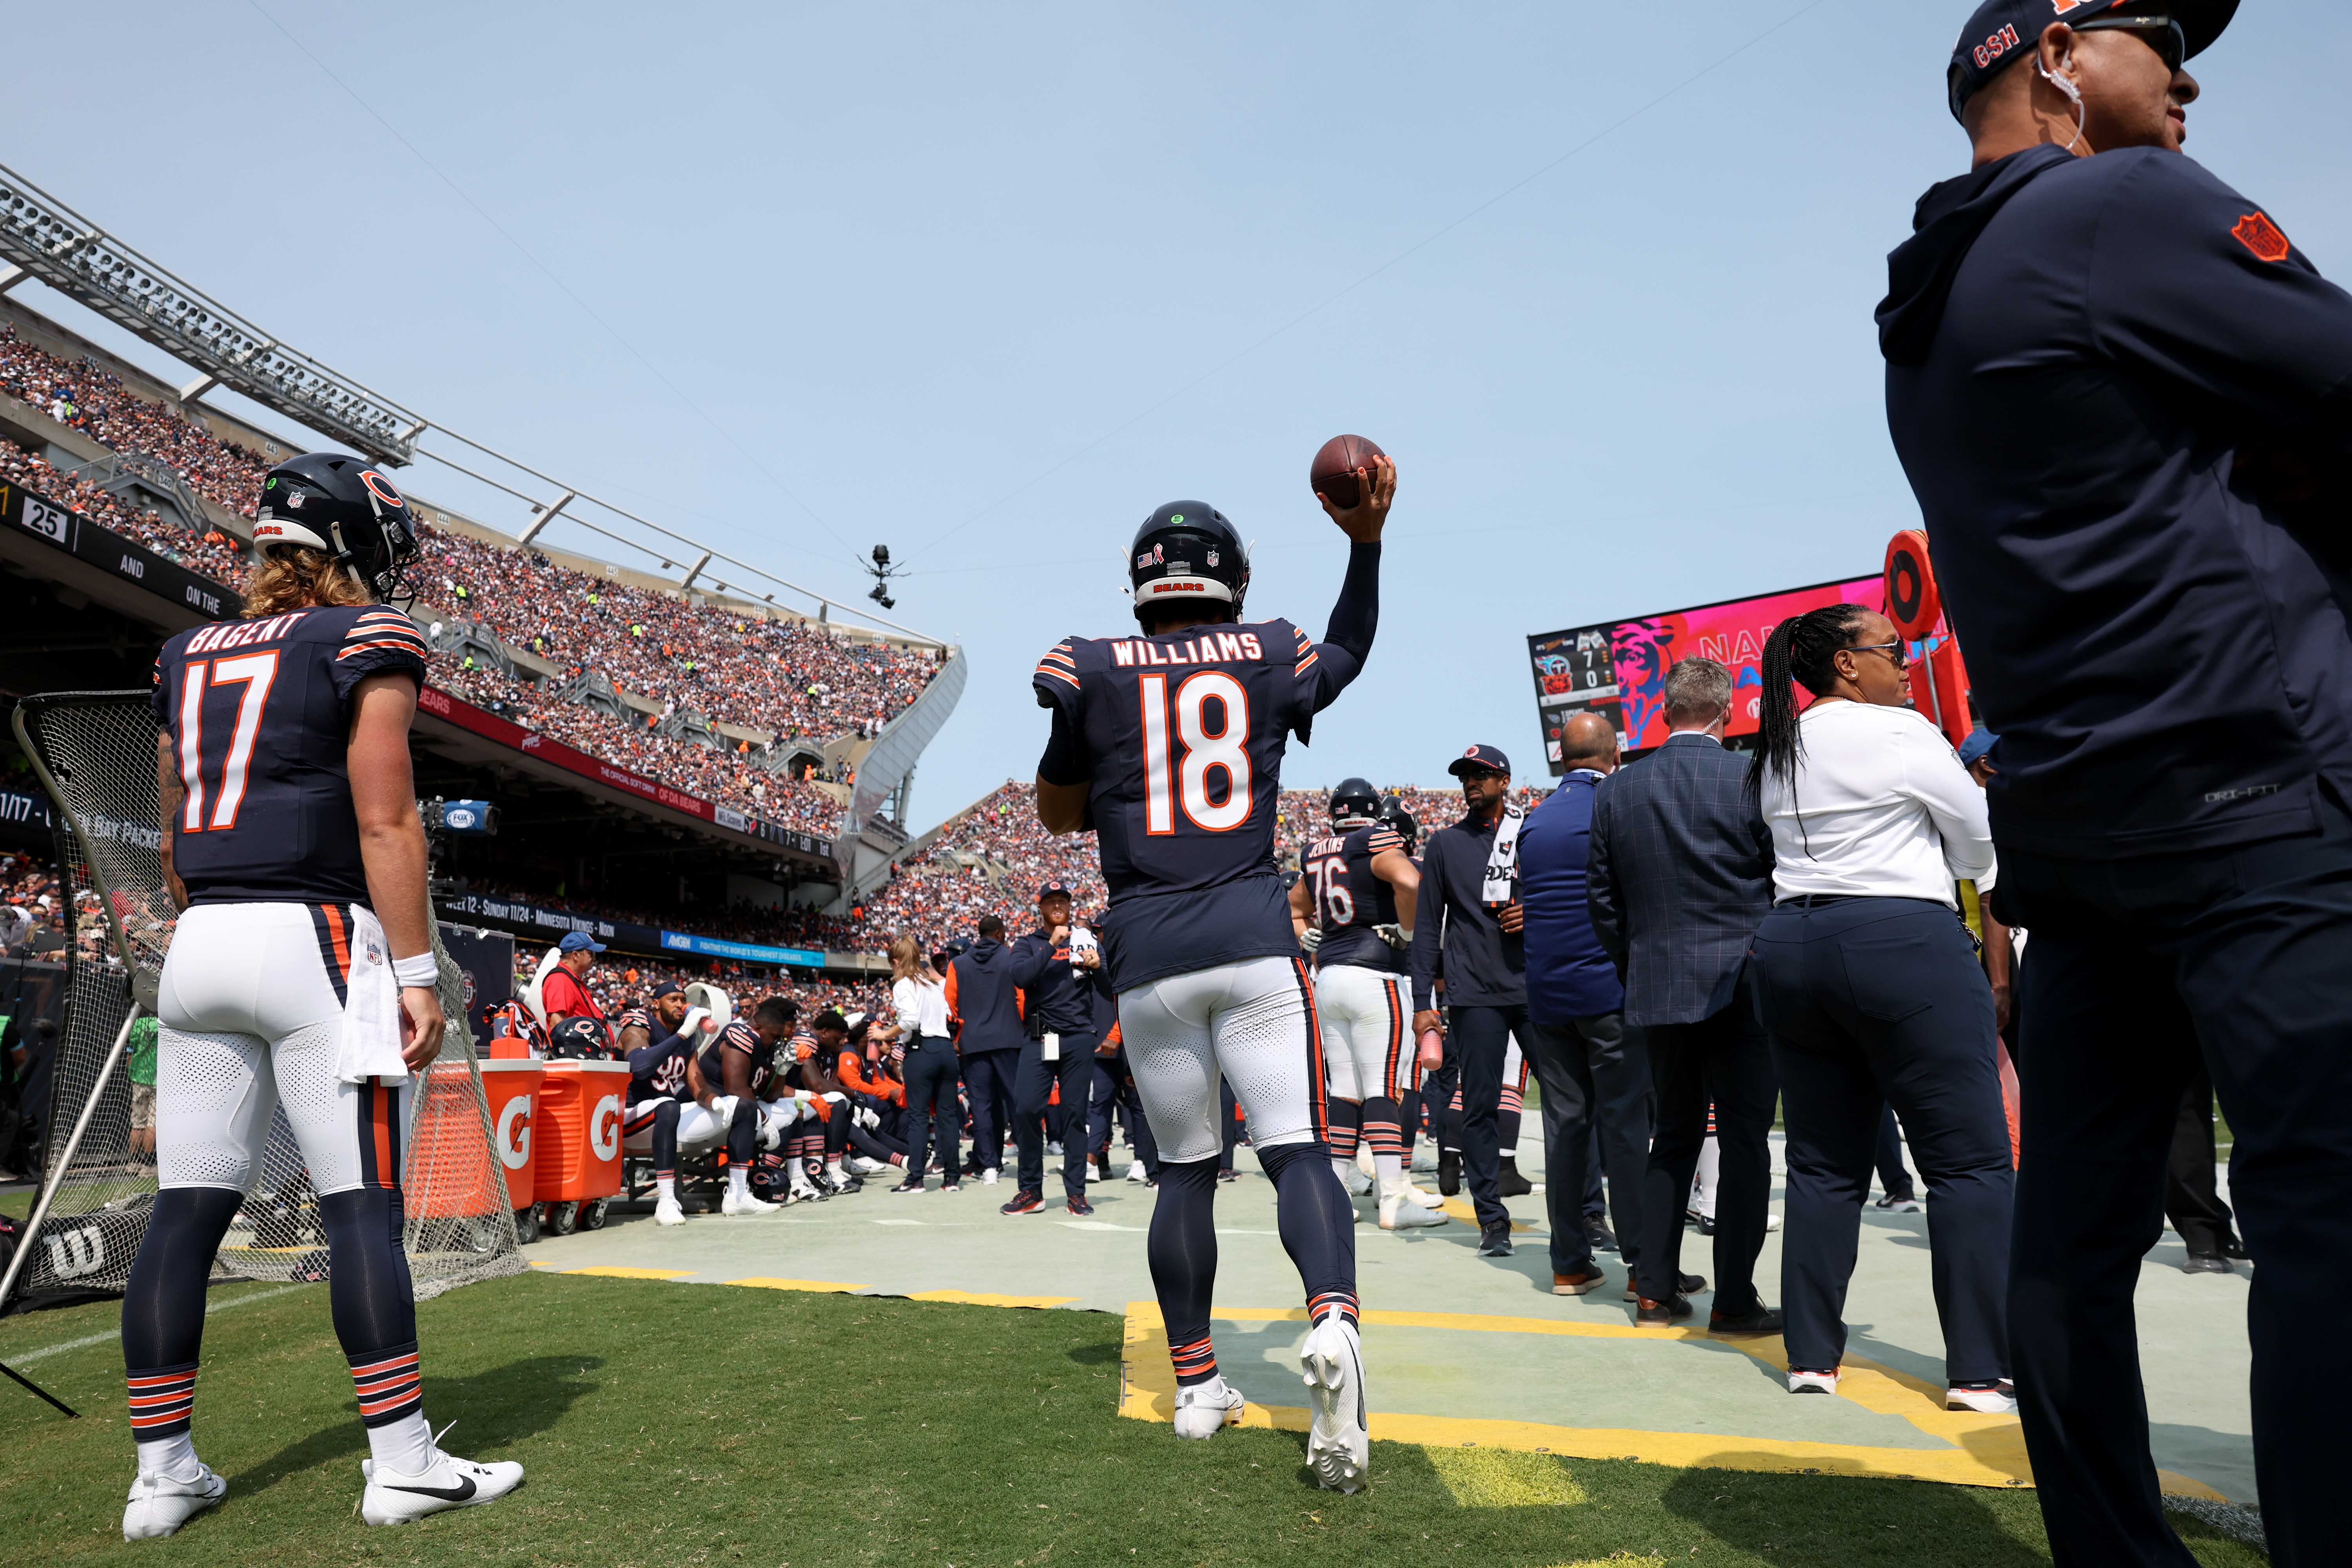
top-left (1289, 779), bottom-right (1439, 1234)
top-left (124, 454), bottom-right (524, 1537)
top-left (1031, 458), bottom-right (1395, 1494)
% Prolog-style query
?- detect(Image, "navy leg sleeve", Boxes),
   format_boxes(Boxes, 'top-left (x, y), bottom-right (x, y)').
top-left (651, 1098), bottom-right (681, 1179)
top-left (122, 1186), bottom-right (243, 1372)
top-left (318, 1187), bottom-right (418, 1359)
top-left (1256, 1139), bottom-right (1358, 1326)
top-left (1147, 1155), bottom-right (1222, 1386)
top-left (725, 1095), bottom-right (759, 1168)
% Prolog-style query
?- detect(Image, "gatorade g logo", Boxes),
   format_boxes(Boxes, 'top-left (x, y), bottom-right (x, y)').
top-left (2232, 212), bottom-right (2292, 264)
top-left (590, 1094), bottom-right (623, 1161)
top-left (497, 1094), bottom-right (532, 1171)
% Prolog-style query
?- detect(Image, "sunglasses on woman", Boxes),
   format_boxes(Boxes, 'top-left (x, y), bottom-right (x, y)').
top-left (1844, 640), bottom-right (1911, 671)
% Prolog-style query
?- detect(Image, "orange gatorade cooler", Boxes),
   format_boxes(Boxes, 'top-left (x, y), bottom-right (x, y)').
top-left (535, 1061), bottom-right (629, 1232)
top-left (479, 1060), bottom-right (545, 1211)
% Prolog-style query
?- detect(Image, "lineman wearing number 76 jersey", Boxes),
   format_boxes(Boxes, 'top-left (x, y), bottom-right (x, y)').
top-left (1031, 457), bottom-right (1396, 1494)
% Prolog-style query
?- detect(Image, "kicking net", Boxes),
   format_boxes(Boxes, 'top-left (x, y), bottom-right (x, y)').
top-left (2, 691), bottom-right (522, 1312)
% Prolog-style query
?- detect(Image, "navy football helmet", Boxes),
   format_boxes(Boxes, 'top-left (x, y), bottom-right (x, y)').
top-left (1329, 777), bottom-right (1381, 828)
top-left (253, 452), bottom-right (421, 605)
top-left (1376, 795), bottom-right (1420, 854)
top-left (1127, 501), bottom-right (1249, 626)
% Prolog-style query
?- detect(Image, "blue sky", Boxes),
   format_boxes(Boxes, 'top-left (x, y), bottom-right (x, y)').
top-left (10, 2), bottom-right (2349, 829)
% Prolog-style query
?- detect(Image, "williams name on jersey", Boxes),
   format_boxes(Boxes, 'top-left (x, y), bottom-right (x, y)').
top-left (1035, 617), bottom-right (1361, 991)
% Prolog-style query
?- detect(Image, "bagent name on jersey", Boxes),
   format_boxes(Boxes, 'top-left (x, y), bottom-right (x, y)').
top-left (183, 610), bottom-right (314, 655)
top-left (1107, 631), bottom-right (1264, 668)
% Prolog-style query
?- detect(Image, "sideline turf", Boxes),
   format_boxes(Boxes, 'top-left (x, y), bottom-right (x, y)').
top-left (0, 1272), bottom-right (2262, 1566)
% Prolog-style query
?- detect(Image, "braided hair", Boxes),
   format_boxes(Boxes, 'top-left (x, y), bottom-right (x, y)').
top-left (1749, 603), bottom-right (1873, 803)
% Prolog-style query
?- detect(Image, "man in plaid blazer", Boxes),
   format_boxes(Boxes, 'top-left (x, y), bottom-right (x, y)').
top-left (1588, 657), bottom-right (1782, 1334)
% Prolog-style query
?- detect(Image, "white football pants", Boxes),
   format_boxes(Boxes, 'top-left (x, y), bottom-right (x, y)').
top-left (1116, 954), bottom-right (1325, 1165)
top-left (1314, 963), bottom-right (1410, 1103)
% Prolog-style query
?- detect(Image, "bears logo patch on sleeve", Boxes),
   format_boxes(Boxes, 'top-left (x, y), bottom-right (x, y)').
top-left (2231, 211), bottom-right (2292, 264)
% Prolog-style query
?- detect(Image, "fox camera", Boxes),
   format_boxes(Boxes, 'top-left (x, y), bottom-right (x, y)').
top-left (436, 800), bottom-right (499, 836)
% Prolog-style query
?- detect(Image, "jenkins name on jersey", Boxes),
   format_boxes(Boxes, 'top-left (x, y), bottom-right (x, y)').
top-left (153, 605), bottom-right (430, 907)
top-left (1302, 822), bottom-right (1407, 975)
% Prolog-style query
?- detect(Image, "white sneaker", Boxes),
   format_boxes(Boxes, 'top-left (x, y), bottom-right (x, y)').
top-left (1171, 1375), bottom-right (1247, 1439)
top-left (359, 1448), bottom-right (524, 1525)
top-left (720, 1190), bottom-right (780, 1217)
top-left (1125, 1161), bottom-right (1146, 1183)
top-left (981, 1167), bottom-right (1001, 1186)
top-left (1299, 1318), bottom-right (1369, 1494)
top-left (848, 1156), bottom-right (889, 1176)
top-left (1379, 1192), bottom-right (1448, 1230)
top-left (1946, 1383), bottom-right (2018, 1415)
top-left (1046, 1141), bottom-right (1065, 1156)
top-left (653, 1196), bottom-right (686, 1227)
top-left (1767, 1212), bottom-right (1783, 1231)
top-left (1344, 1167), bottom-right (1374, 1198)
top-left (123, 1465), bottom-right (227, 1540)
top-left (1788, 1368), bottom-right (1842, 1395)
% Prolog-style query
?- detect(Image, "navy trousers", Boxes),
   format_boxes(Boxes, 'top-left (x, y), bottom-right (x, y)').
top-left (1633, 970), bottom-right (1777, 1312)
top-left (1016, 1031), bottom-right (1096, 1199)
top-left (900, 1038), bottom-right (960, 1185)
top-left (1089, 1047), bottom-right (1160, 1175)
top-left (2001, 795), bottom-right (2352, 1568)
top-left (1752, 897), bottom-right (2011, 1382)
top-left (1522, 1013), bottom-right (1651, 1278)
top-left (961, 1048), bottom-right (1018, 1176)
top-left (1447, 1004), bottom-right (1525, 1233)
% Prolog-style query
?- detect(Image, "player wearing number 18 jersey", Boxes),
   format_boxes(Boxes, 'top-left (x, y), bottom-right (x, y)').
top-left (126, 453), bottom-right (522, 1539)
top-left (1032, 461), bottom-right (1395, 1494)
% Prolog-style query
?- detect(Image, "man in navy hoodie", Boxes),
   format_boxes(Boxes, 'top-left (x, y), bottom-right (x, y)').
top-left (945, 915), bottom-right (1025, 1186)
top-left (1882, 5), bottom-right (2349, 1563)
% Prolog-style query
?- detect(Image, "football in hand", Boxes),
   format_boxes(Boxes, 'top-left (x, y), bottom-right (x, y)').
top-left (1310, 434), bottom-right (1386, 510)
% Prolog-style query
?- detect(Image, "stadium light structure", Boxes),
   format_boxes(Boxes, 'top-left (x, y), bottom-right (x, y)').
top-left (0, 162), bottom-right (425, 465)
top-left (0, 158), bottom-right (948, 649)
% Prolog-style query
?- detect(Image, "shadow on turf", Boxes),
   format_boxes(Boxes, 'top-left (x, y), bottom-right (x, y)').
top-left (1065, 1340), bottom-right (1121, 1367)
top-left (234, 1356), bottom-right (604, 1498)
top-left (1658, 1464), bottom-right (2049, 1562)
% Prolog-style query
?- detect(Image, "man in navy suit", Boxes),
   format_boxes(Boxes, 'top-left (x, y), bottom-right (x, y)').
top-left (1520, 711), bottom-right (1653, 1299)
top-left (1588, 657), bottom-right (1782, 1332)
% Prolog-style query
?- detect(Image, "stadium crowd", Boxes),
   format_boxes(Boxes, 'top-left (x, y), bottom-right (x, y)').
top-left (428, 656), bottom-right (842, 836)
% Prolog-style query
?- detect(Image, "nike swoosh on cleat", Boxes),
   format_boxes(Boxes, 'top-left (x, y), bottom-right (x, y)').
top-left (384, 1476), bottom-right (477, 1502)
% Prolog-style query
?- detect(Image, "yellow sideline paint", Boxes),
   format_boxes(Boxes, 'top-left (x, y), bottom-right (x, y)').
top-left (727, 1277), bottom-right (867, 1293)
top-left (907, 1290), bottom-right (1079, 1308)
top-left (1426, 1446), bottom-right (1589, 1508)
top-left (563, 1266), bottom-right (695, 1280)
top-left (1116, 1300), bottom-right (2225, 1501)
top-left (1441, 1198), bottom-right (1535, 1232)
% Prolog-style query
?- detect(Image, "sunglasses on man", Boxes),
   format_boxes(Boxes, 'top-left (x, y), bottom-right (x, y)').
top-left (2073, 12), bottom-right (2187, 75)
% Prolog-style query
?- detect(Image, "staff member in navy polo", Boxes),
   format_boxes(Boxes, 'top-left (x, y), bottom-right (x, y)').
top-left (1407, 743), bottom-right (1528, 1261)
top-left (1882, 4), bottom-right (2347, 1563)
top-left (1517, 712), bottom-right (1654, 1299)
top-left (1005, 882), bottom-right (1102, 1217)
top-left (945, 914), bottom-right (1025, 1185)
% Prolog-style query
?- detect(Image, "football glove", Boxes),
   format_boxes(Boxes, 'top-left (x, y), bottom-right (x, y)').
top-left (681, 1005), bottom-right (712, 1036)
top-left (857, 1106), bottom-right (880, 1131)
top-left (709, 1094), bottom-right (740, 1123)
top-left (1373, 923), bottom-right (1410, 950)
top-left (1298, 926), bottom-right (1324, 953)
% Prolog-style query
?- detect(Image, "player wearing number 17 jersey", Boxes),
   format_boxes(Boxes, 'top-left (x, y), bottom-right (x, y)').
top-left (127, 454), bottom-right (522, 1540)
top-left (1031, 459), bottom-right (1396, 1494)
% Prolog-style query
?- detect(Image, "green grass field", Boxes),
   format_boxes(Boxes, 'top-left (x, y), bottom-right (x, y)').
top-left (0, 1271), bottom-right (2264, 1567)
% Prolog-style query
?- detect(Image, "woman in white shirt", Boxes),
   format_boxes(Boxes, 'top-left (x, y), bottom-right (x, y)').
top-left (1748, 604), bottom-right (2013, 1415)
top-left (888, 934), bottom-right (958, 1194)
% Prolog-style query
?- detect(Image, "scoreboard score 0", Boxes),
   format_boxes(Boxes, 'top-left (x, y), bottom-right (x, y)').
top-left (1526, 575), bottom-right (1882, 774)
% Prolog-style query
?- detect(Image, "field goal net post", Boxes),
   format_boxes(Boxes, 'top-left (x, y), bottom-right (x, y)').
top-left (2, 690), bottom-right (523, 1314)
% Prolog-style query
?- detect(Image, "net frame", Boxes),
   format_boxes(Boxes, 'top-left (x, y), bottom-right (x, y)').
top-left (1, 690), bottom-right (522, 1312)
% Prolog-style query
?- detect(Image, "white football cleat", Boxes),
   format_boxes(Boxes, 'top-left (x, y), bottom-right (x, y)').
top-left (720, 1190), bottom-right (779, 1217)
top-left (359, 1448), bottom-right (524, 1525)
top-left (1171, 1376), bottom-right (1247, 1439)
top-left (1379, 1191), bottom-right (1448, 1230)
top-left (1401, 1183), bottom-right (1445, 1209)
top-left (981, 1167), bottom-right (1001, 1185)
top-left (1344, 1167), bottom-right (1374, 1198)
top-left (848, 1155), bottom-right (889, 1176)
top-left (1125, 1160), bottom-right (1147, 1183)
top-left (1788, 1368), bottom-right (1842, 1395)
top-left (1945, 1382), bottom-right (2018, 1415)
top-left (653, 1195), bottom-right (686, 1227)
top-left (1299, 1317), bottom-right (1370, 1494)
top-left (123, 1465), bottom-right (227, 1540)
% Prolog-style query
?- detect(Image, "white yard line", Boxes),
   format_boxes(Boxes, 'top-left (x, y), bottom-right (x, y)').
top-left (9, 1282), bottom-right (315, 1366)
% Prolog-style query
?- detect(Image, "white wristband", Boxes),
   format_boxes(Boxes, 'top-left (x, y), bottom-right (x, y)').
top-left (392, 953), bottom-right (439, 987)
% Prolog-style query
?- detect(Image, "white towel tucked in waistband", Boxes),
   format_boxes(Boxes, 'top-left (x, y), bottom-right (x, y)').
top-left (1481, 804), bottom-right (1525, 906)
top-left (336, 904), bottom-right (412, 1085)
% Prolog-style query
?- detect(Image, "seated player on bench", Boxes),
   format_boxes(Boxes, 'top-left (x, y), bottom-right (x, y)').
top-left (617, 980), bottom-right (715, 1226)
top-left (672, 995), bottom-right (809, 1217)
top-left (824, 1010), bottom-right (907, 1180)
